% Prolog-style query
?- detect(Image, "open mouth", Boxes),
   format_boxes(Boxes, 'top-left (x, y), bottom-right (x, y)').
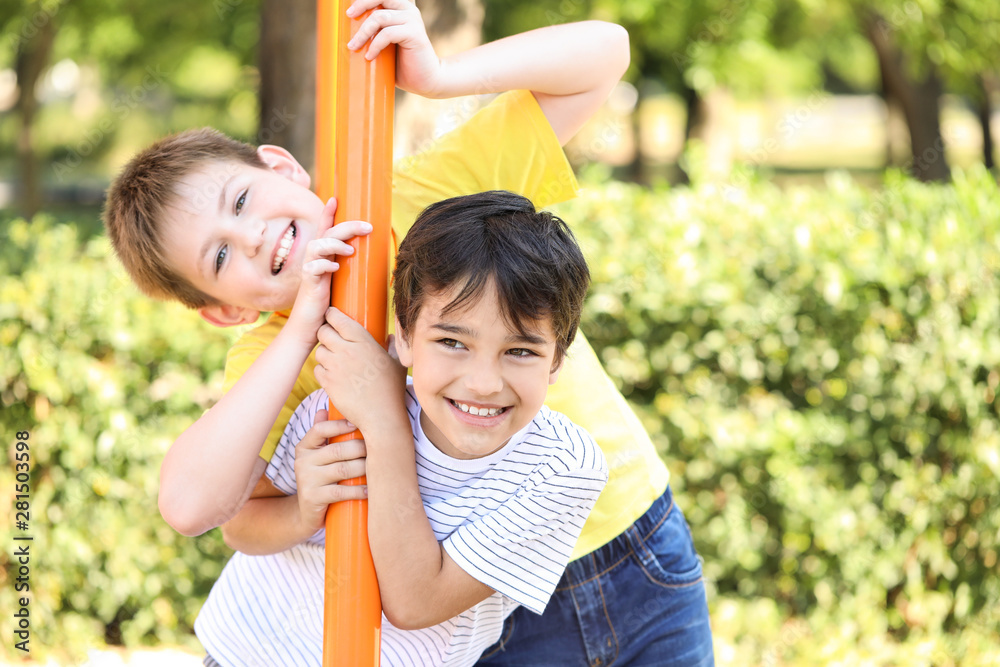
top-left (271, 222), bottom-right (297, 275)
top-left (449, 399), bottom-right (508, 417)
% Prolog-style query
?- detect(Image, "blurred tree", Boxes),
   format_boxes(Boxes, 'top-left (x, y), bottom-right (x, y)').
top-left (1, 0), bottom-right (258, 216)
top-left (862, 7), bottom-right (949, 182)
top-left (978, 74), bottom-right (996, 170)
top-left (259, 0), bottom-right (314, 169)
top-left (258, 0), bottom-right (483, 174)
top-left (4, 0), bottom-right (59, 218)
top-left (484, 0), bottom-right (1000, 183)
top-left (483, 0), bottom-right (826, 181)
top-left (857, 0), bottom-right (1000, 181)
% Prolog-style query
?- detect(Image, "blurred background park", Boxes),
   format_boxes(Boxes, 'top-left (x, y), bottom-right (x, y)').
top-left (1, 0), bottom-right (999, 664)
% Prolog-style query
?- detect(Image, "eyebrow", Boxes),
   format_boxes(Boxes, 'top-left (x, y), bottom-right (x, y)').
top-left (430, 322), bottom-right (548, 346)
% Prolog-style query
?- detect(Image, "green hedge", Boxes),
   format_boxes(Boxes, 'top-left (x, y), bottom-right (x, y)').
top-left (0, 220), bottom-right (234, 660)
top-left (559, 166), bottom-right (1000, 663)
top-left (2, 168), bottom-right (999, 663)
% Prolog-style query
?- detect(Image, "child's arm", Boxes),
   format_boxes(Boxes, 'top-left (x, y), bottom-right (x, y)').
top-left (316, 310), bottom-right (494, 629)
top-left (158, 199), bottom-right (371, 536)
top-left (219, 411), bottom-right (367, 554)
top-left (349, 0), bottom-right (630, 144)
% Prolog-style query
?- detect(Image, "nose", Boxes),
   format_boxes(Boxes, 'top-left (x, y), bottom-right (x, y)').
top-left (235, 219), bottom-right (266, 257)
top-left (464, 357), bottom-right (504, 397)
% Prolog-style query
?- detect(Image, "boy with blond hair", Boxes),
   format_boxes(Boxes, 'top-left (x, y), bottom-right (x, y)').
top-left (104, 2), bottom-right (714, 663)
top-left (196, 190), bottom-right (608, 666)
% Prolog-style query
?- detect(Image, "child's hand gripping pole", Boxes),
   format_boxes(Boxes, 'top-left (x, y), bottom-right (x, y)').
top-left (316, 0), bottom-right (394, 664)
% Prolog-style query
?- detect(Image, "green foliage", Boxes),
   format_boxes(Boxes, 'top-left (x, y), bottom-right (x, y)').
top-left (862, 0), bottom-right (1000, 94)
top-left (484, 0), bottom-right (999, 104)
top-left (556, 166), bottom-right (1000, 663)
top-left (0, 0), bottom-right (262, 191)
top-left (483, 0), bottom-right (850, 97)
top-left (2, 169), bottom-right (999, 662)
top-left (0, 218), bottom-right (239, 661)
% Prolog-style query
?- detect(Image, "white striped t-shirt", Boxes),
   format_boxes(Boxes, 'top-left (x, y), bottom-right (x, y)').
top-left (195, 385), bottom-right (607, 667)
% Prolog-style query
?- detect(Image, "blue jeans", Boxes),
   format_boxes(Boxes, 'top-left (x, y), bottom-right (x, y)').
top-left (476, 487), bottom-right (714, 666)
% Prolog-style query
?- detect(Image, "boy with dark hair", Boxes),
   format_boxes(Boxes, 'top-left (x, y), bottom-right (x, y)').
top-left (195, 191), bottom-right (608, 666)
top-left (103, 1), bottom-right (628, 532)
top-left (104, 2), bottom-right (713, 662)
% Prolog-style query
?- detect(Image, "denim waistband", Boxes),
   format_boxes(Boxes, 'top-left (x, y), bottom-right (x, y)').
top-left (560, 486), bottom-right (674, 589)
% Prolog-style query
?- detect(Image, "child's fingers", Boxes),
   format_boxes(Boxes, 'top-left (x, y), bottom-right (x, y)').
top-left (313, 483), bottom-right (368, 505)
top-left (321, 457), bottom-right (367, 484)
top-left (346, 0), bottom-right (413, 20)
top-left (298, 418), bottom-right (359, 450)
top-left (323, 307), bottom-right (369, 341)
top-left (320, 197), bottom-right (338, 231)
top-left (348, 5), bottom-right (420, 56)
top-left (302, 258), bottom-right (340, 279)
top-left (347, 8), bottom-right (402, 50)
top-left (316, 319), bottom-right (345, 351)
top-left (311, 437), bottom-right (366, 465)
top-left (327, 220), bottom-right (373, 241)
top-left (365, 24), bottom-right (417, 60)
top-left (307, 236), bottom-right (357, 261)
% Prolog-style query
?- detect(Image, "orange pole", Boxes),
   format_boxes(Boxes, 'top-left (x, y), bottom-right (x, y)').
top-left (316, 0), bottom-right (394, 665)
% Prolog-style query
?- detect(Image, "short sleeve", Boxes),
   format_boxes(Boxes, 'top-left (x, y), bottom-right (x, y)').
top-left (264, 389), bottom-right (328, 495)
top-left (222, 313), bottom-right (324, 461)
top-left (392, 90), bottom-right (579, 238)
top-left (442, 463), bottom-right (607, 615)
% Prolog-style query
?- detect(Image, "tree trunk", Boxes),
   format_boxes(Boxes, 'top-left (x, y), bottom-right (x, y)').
top-left (259, 0), bottom-right (316, 173)
top-left (865, 14), bottom-right (950, 183)
top-left (667, 85), bottom-right (700, 185)
top-left (257, 0), bottom-right (483, 174)
top-left (14, 12), bottom-right (58, 218)
top-left (978, 74), bottom-right (996, 171)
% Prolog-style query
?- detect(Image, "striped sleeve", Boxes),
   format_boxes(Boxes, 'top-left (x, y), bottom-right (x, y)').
top-left (265, 389), bottom-right (328, 496)
top-left (442, 427), bottom-right (608, 615)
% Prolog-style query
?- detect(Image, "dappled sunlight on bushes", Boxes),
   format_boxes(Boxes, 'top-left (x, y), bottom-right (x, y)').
top-left (556, 166), bottom-right (1000, 664)
top-left (1, 168), bottom-right (998, 663)
top-left (1, 219), bottom-right (241, 661)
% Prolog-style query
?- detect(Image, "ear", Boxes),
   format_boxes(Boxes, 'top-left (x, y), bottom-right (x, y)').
top-left (198, 303), bottom-right (260, 328)
top-left (548, 356), bottom-right (564, 385)
top-left (256, 145), bottom-right (311, 189)
top-left (393, 316), bottom-right (414, 368)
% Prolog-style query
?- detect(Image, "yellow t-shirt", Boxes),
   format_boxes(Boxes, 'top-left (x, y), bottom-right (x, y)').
top-left (223, 90), bottom-right (669, 559)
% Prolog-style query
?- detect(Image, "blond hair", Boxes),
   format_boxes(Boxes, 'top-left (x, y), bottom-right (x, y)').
top-left (103, 128), bottom-right (266, 308)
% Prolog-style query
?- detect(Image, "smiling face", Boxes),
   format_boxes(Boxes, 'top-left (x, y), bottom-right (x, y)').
top-left (395, 283), bottom-right (563, 460)
top-left (159, 146), bottom-right (327, 323)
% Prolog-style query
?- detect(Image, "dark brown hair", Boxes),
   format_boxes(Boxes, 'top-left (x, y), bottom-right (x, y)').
top-left (393, 190), bottom-right (590, 361)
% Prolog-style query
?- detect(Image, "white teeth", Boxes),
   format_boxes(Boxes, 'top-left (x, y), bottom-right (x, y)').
top-left (272, 225), bottom-right (296, 273)
top-left (454, 401), bottom-right (502, 417)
